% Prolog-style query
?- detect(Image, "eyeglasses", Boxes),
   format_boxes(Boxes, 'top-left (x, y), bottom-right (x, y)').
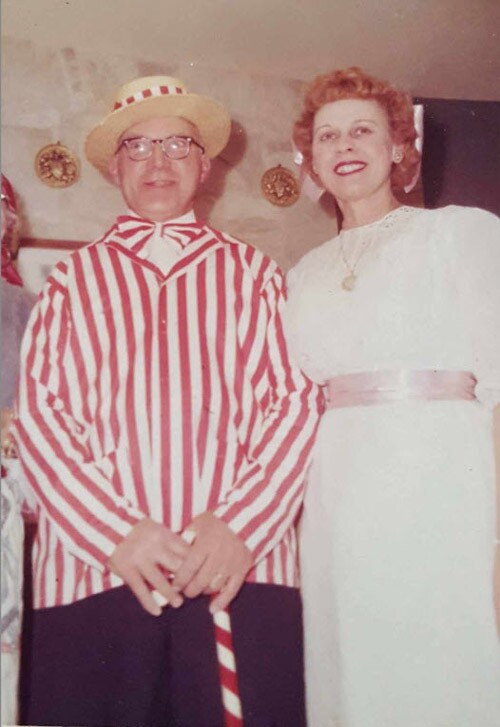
top-left (117, 135), bottom-right (205, 161)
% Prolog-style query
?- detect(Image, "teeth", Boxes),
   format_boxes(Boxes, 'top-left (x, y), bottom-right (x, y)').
top-left (336, 163), bottom-right (365, 174)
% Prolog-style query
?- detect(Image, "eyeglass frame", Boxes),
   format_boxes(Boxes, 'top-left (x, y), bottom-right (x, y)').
top-left (116, 134), bottom-right (206, 161)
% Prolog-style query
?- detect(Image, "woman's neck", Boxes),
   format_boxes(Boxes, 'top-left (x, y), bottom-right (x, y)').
top-left (338, 189), bottom-right (401, 231)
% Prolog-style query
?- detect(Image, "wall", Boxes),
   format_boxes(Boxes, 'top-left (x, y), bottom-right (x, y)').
top-left (2, 37), bottom-right (339, 295)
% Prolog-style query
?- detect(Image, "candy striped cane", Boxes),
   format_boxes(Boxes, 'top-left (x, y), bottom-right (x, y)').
top-left (213, 607), bottom-right (243, 725)
top-left (182, 529), bottom-right (243, 726)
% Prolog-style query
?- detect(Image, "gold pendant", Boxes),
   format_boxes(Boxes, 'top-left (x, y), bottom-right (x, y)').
top-left (341, 273), bottom-right (356, 291)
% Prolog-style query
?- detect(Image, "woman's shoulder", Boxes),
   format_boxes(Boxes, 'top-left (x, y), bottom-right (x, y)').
top-left (420, 204), bottom-right (499, 228)
top-left (287, 236), bottom-right (337, 283)
top-left (426, 206), bottom-right (500, 278)
top-left (426, 206), bottom-right (500, 260)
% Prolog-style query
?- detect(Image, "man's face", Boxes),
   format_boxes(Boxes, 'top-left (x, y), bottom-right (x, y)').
top-left (108, 116), bottom-right (211, 221)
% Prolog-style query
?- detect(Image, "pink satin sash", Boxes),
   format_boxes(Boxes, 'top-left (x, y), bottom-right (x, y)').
top-left (325, 370), bottom-right (477, 409)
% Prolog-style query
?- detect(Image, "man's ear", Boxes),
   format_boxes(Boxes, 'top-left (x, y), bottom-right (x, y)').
top-left (108, 155), bottom-right (121, 186)
top-left (200, 155), bottom-right (211, 184)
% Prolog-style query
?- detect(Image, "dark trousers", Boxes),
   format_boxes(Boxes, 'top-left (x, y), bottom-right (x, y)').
top-left (20, 583), bottom-right (306, 727)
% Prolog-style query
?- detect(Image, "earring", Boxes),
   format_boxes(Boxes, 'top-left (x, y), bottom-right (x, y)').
top-left (393, 150), bottom-right (403, 164)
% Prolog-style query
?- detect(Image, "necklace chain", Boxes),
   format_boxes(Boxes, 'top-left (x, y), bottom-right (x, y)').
top-left (339, 236), bottom-right (375, 291)
top-left (338, 205), bottom-right (410, 291)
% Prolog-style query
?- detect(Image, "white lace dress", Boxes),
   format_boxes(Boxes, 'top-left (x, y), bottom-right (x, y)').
top-left (284, 206), bottom-right (500, 727)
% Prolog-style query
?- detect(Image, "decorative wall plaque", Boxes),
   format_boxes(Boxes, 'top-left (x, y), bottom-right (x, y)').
top-left (35, 143), bottom-right (80, 188)
top-left (261, 165), bottom-right (300, 207)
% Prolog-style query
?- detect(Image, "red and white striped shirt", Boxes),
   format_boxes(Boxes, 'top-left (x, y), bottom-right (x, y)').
top-left (15, 215), bottom-right (323, 608)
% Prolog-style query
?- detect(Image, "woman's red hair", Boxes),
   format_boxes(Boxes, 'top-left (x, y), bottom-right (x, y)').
top-left (293, 67), bottom-right (421, 191)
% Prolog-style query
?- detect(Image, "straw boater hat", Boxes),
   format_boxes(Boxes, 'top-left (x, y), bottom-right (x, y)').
top-left (85, 75), bottom-right (231, 180)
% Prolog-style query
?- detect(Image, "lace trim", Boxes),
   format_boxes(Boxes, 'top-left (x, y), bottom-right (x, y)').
top-left (341, 205), bottom-right (418, 234)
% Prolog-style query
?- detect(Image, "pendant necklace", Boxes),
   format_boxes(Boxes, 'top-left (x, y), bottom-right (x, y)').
top-left (338, 206), bottom-right (408, 290)
top-left (339, 235), bottom-right (375, 291)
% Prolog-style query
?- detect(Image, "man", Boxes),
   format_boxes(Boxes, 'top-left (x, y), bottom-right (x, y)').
top-left (15, 76), bottom-right (322, 727)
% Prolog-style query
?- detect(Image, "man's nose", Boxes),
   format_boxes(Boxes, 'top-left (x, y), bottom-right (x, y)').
top-left (150, 142), bottom-right (171, 168)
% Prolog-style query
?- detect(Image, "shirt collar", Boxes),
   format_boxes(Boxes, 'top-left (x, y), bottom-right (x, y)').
top-left (126, 209), bottom-right (197, 225)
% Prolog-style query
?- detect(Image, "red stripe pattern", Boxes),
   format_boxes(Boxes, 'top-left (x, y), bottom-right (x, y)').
top-left (213, 609), bottom-right (243, 726)
top-left (15, 217), bottom-right (323, 608)
top-left (113, 84), bottom-right (185, 110)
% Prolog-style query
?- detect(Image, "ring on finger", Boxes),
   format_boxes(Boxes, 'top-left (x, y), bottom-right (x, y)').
top-left (210, 573), bottom-right (227, 590)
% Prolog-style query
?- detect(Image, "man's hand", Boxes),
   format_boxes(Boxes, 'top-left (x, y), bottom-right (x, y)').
top-left (172, 512), bottom-right (253, 613)
top-left (108, 518), bottom-right (190, 616)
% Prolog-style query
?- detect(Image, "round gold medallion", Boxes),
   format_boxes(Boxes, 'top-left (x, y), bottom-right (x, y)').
top-left (261, 165), bottom-right (300, 207)
top-left (35, 143), bottom-right (80, 188)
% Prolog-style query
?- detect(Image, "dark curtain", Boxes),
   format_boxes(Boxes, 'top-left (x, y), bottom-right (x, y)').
top-left (417, 97), bottom-right (500, 216)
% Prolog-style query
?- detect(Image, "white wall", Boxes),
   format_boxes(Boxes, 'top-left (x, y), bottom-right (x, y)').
top-left (3, 37), bottom-right (338, 295)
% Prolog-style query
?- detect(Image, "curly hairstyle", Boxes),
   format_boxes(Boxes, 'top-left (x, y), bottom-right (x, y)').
top-left (293, 67), bottom-right (420, 192)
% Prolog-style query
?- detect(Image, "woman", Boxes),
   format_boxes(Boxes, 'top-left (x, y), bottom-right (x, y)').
top-left (285, 68), bottom-right (500, 726)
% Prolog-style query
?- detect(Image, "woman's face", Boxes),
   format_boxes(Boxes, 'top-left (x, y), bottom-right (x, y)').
top-left (311, 98), bottom-right (399, 205)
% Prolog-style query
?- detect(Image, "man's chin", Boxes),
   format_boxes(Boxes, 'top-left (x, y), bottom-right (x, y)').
top-left (131, 202), bottom-right (189, 222)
